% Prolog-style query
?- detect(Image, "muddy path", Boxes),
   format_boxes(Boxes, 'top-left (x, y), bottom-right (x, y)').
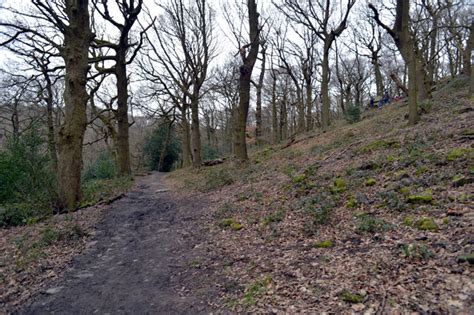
top-left (18, 173), bottom-right (221, 314)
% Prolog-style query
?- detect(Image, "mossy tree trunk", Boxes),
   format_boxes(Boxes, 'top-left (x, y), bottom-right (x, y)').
top-left (57, 0), bottom-right (94, 210)
top-left (233, 0), bottom-right (260, 161)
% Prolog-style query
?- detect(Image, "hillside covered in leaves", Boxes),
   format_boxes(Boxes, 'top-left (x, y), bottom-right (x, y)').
top-left (167, 78), bottom-right (473, 313)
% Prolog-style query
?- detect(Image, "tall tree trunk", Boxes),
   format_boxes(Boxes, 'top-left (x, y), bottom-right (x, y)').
top-left (255, 46), bottom-right (266, 145)
top-left (180, 105), bottom-right (192, 167)
top-left (190, 95), bottom-right (201, 167)
top-left (57, 0), bottom-right (93, 210)
top-left (11, 99), bottom-right (19, 139)
top-left (305, 80), bottom-right (312, 131)
top-left (233, 0), bottom-right (259, 161)
top-left (234, 72), bottom-right (251, 160)
top-left (321, 42), bottom-right (331, 129)
top-left (370, 0), bottom-right (418, 125)
top-left (373, 54), bottom-right (384, 96)
top-left (115, 56), bottom-right (131, 176)
top-left (463, 21), bottom-right (473, 77)
top-left (271, 75), bottom-right (278, 144)
top-left (44, 70), bottom-right (57, 171)
top-left (158, 120), bottom-right (172, 172)
top-left (296, 89), bottom-right (305, 133)
top-left (280, 92), bottom-right (288, 140)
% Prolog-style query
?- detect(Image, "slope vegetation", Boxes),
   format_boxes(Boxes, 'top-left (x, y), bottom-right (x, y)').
top-left (168, 78), bottom-right (473, 313)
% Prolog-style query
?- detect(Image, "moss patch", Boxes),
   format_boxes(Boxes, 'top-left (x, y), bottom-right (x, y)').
top-left (365, 178), bottom-right (376, 186)
top-left (406, 190), bottom-right (433, 204)
top-left (331, 178), bottom-right (347, 194)
top-left (340, 290), bottom-right (364, 303)
top-left (446, 148), bottom-right (473, 161)
top-left (414, 218), bottom-right (438, 232)
top-left (315, 240), bottom-right (334, 248)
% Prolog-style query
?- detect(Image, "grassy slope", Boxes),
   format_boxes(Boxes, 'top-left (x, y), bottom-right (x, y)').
top-left (167, 78), bottom-right (473, 313)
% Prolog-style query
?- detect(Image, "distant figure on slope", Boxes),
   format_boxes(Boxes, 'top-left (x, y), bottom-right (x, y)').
top-left (383, 89), bottom-right (390, 104)
top-left (370, 96), bottom-right (375, 108)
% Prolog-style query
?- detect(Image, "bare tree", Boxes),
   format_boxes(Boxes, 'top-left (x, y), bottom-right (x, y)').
top-left (141, 0), bottom-right (214, 168)
top-left (370, 1), bottom-right (418, 125)
top-left (229, 0), bottom-right (261, 161)
top-left (91, 0), bottom-right (147, 176)
top-left (275, 0), bottom-right (356, 129)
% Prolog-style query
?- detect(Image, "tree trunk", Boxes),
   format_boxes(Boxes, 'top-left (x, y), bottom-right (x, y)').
top-left (57, 0), bottom-right (93, 210)
top-left (11, 99), bottom-right (19, 139)
top-left (321, 43), bottom-right (331, 129)
top-left (233, 0), bottom-right (259, 161)
top-left (271, 75), bottom-right (278, 144)
top-left (280, 92), bottom-right (288, 140)
top-left (463, 21), bottom-right (473, 77)
top-left (115, 56), bottom-right (131, 176)
top-left (190, 95), bottom-right (201, 167)
top-left (234, 70), bottom-right (251, 160)
top-left (158, 120), bottom-right (172, 172)
top-left (407, 47), bottom-right (418, 125)
top-left (180, 105), bottom-right (192, 167)
top-left (44, 70), bottom-right (57, 171)
top-left (373, 54), bottom-right (384, 96)
top-left (255, 46), bottom-right (266, 144)
top-left (305, 80), bottom-right (312, 131)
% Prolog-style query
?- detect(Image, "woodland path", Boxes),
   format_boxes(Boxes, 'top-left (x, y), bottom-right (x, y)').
top-left (18, 173), bottom-right (219, 314)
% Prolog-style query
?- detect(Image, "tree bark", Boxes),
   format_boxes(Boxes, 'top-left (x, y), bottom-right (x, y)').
top-left (115, 56), bottom-right (131, 176)
top-left (271, 74), bottom-right (278, 144)
top-left (321, 42), bottom-right (331, 129)
top-left (233, 0), bottom-right (259, 161)
top-left (158, 119), bottom-right (172, 172)
top-left (255, 45), bottom-right (266, 145)
top-left (370, 1), bottom-right (418, 125)
top-left (373, 53), bottom-right (384, 96)
top-left (180, 105), bottom-right (192, 167)
top-left (190, 94), bottom-right (202, 167)
top-left (57, 0), bottom-right (93, 209)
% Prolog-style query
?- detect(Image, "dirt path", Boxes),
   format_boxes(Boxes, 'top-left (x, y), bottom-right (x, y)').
top-left (17, 173), bottom-right (220, 314)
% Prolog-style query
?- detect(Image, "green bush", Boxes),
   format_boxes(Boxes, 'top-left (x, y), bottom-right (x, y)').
top-left (202, 143), bottom-right (219, 161)
top-left (345, 105), bottom-right (361, 123)
top-left (0, 131), bottom-right (56, 226)
top-left (143, 123), bottom-right (180, 172)
top-left (82, 151), bottom-right (117, 181)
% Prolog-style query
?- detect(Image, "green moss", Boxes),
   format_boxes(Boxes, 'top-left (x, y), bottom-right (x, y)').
top-left (407, 190), bottom-right (433, 204)
top-left (231, 222), bottom-right (243, 231)
top-left (403, 216), bottom-right (414, 227)
top-left (218, 218), bottom-right (243, 231)
top-left (346, 196), bottom-right (357, 208)
top-left (399, 186), bottom-right (411, 195)
top-left (340, 290), bottom-right (364, 303)
top-left (262, 209), bottom-right (285, 225)
top-left (356, 214), bottom-right (389, 234)
top-left (446, 148), bottom-right (473, 161)
top-left (292, 174), bottom-right (306, 184)
top-left (331, 178), bottom-right (347, 194)
top-left (401, 243), bottom-right (433, 260)
top-left (457, 254), bottom-right (474, 265)
top-left (414, 218), bottom-right (438, 232)
top-left (452, 175), bottom-right (472, 187)
top-left (365, 178), bottom-right (376, 186)
top-left (415, 165), bottom-right (429, 176)
top-left (358, 139), bottom-right (400, 154)
top-left (315, 240), bottom-right (334, 248)
top-left (443, 218), bottom-right (449, 225)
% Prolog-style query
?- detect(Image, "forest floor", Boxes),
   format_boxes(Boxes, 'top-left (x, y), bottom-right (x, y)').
top-left (167, 77), bottom-right (473, 313)
top-left (1, 173), bottom-right (223, 314)
top-left (1, 78), bottom-right (472, 314)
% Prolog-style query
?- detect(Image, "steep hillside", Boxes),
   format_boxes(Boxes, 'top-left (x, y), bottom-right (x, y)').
top-left (167, 78), bottom-right (473, 313)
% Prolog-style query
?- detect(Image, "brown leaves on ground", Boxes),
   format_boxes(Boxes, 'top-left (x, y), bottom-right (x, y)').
top-left (0, 206), bottom-right (104, 313)
top-left (167, 85), bottom-right (473, 313)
